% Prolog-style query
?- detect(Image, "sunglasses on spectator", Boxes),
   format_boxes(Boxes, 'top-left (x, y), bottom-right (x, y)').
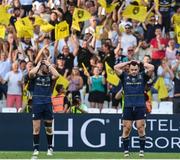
top-left (125, 27), bottom-right (131, 29)
top-left (128, 49), bottom-right (133, 52)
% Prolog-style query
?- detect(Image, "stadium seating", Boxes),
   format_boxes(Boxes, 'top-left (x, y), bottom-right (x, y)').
top-left (152, 101), bottom-right (159, 109)
top-left (101, 108), bottom-right (117, 113)
top-left (151, 101), bottom-right (160, 114)
top-left (1, 107), bottom-right (17, 113)
top-left (87, 108), bottom-right (100, 113)
top-left (159, 101), bottom-right (173, 114)
top-left (0, 100), bottom-right (6, 112)
top-left (117, 108), bottom-right (123, 114)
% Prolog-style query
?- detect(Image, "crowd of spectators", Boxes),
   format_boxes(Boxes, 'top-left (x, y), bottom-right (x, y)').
top-left (0, 0), bottom-right (180, 113)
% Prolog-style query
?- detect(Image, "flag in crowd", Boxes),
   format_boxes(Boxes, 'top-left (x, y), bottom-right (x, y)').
top-left (34, 16), bottom-right (55, 33)
top-left (22, 81), bottom-right (30, 106)
top-left (154, 0), bottom-right (159, 10)
top-left (0, 11), bottom-right (11, 26)
top-left (95, 25), bottom-right (103, 39)
top-left (41, 22), bottom-right (55, 33)
top-left (15, 18), bottom-right (34, 38)
top-left (55, 21), bottom-right (69, 40)
top-left (72, 18), bottom-right (81, 31)
top-left (0, 25), bottom-right (6, 39)
top-left (154, 77), bottom-right (168, 100)
top-left (52, 75), bottom-right (69, 97)
top-left (98, 0), bottom-right (119, 13)
top-left (105, 62), bottom-right (120, 86)
top-left (122, 4), bottom-right (147, 22)
top-left (73, 8), bottom-right (91, 22)
top-left (82, 63), bottom-right (89, 76)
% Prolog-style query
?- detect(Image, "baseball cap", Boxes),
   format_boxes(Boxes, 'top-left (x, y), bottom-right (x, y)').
top-left (125, 24), bottom-right (132, 29)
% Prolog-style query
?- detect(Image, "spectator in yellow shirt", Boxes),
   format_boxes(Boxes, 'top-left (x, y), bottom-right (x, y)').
top-left (171, 6), bottom-right (180, 27)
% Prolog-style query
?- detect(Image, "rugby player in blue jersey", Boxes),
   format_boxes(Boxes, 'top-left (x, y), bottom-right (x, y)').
top-left (114, 60), bottom-right (154, 157)
top-left (29, 59), bottom-right (59, 156)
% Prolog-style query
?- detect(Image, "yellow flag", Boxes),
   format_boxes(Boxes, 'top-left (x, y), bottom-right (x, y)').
top-left (22, 82), bottom-right (30, 105)
top-left (105, 2), bottom-right (119, 13)
top-left (41, 22), bottom-right (55, 33)
top-left (21, 17), bottom-right (34, 38)
top-left (154, 0), bottom-right (159, 11)
top-left (154, 77), bottom-right (168, 100)
top-left (82, 63), bottom-right (89, 75)
top-left (52, 75), bottom-right (69, 97)
top-left (0, 25), bottom-right (6, 39)
top-left (21, 17), bottom-right (33, 28)
top-left (34, 16), bottom-right (45, 26)
top-left (98, 0), bottom-right (106, 8)
top-left (33, 16), bottom-right (54, 32)
top-left (15, 19), bottom-right (34, 38)
top-left (55, 21), bottom-right (69, 40)
top-left (23, 29), bottom-right (34, 38)
top-left (72, 18), bottom-right (80, 31)
top-left (122, 5), bottom-right (147, 22)
top-left (0, 12), bottom-right (11, 26)
top-left (95, 25), bottom-right (103, 39)
top-left (15, 20), bottom-right (23, 38)
top-left (0, 5), bottom-right (10, 13)
top-left (176, 25), bottom-right (180, 44)
top-left (73, 8), bottom-right (91, 22)
top-left (105, 62), bottom-right (120, 86)
top-left (98, 0), bottom-right (118, 13)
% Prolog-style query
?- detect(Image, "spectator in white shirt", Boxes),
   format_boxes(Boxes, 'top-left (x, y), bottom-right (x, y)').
top-left (0, 50), bottom-right (12, 100)
top-left (0, 62), bottom-right (24, 111)
top-left (120, 24), bottom-right (137, 56)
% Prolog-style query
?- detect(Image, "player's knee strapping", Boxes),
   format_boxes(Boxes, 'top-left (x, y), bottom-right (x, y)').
top-left (44, 122), bottom-right (52, 135)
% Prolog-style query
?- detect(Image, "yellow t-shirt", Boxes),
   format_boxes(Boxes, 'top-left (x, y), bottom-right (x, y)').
top-left (172, 13), bottom-right (180, 26)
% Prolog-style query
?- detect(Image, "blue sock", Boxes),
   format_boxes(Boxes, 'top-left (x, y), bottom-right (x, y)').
top-left (139, 135), bottom-right (146, 151)
top-left (122, 137), bottom-right (129, 151)
top-left (33, 134), bottom-right (40, 150)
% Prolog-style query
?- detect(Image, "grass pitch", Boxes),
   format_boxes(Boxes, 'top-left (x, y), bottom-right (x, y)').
top-left (0, 152), bottom-right (180, 159)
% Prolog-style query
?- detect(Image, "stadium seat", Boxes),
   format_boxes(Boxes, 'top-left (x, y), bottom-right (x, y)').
top-left (87, 108), bottom-right (100, 113)
top-left (151, 101), bottom-right (160, 114)
top-left (1, 107), bottom-right (17, 113)
top-left (159, 101), bottom-right (173, 114)
top-left (152, 101), bottom-right (159, 109)
top-left (0, 101), bottom-right (6, 112)
top-left (0, 100), bottom-right (6, 108)
top-left (101, 108), bottom-right (117, 113)
top-left (151, 108), bottom-right (160, 114)
top-left (117, 108), bottom-right (123, 114)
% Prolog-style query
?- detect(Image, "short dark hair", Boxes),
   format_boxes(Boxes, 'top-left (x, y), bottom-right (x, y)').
top-left (20, 60), bottom-right (26, 64)
top-left (144, 55), bottom-right (151, 59)
top-left (129, 61), bottom-right (140, 67)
